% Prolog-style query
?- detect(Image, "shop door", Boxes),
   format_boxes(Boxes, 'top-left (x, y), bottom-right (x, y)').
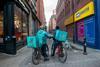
top-left (84, 16), bottom-right (95, 48)
top-left (66, 24), bottom-right (74, 41)
top-left (77, 20), bottom-right (85, 43)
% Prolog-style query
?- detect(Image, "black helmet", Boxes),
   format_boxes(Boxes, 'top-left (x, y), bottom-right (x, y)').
top-left (56, 26), bottom-right (59, 30)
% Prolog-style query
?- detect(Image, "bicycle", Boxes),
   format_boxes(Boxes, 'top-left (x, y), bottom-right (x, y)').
top-left (32, 44), bottom-right (49, 65)
top-left (63, 39), bottom-right (72, 50)
top-left (27, 36), bottom-right (49, 65)
top-left (51, 39), bottom-right (67, 63)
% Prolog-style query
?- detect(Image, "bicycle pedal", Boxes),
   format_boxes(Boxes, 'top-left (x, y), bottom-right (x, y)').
top-left (39, 59), bottom-right (44, 63)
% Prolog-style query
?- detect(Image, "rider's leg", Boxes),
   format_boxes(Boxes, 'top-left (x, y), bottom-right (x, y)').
top-left (51, 41), bottom-right (58, 56)
top-left (41, 44), bottom-right (48, 57)
top-left (41, 44), bottom-right (49, 61)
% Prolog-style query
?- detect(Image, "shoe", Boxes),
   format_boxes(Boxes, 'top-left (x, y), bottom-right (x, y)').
top-left (51, 54), bottom-right (54, 57)
top-left (44, 57), bottom-right (49, 61)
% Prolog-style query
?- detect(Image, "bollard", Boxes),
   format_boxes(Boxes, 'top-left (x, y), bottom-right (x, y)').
top-left (83, 38), bottom-right (87, 55)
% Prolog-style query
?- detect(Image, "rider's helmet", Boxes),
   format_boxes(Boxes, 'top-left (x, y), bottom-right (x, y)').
top-left (55, 26), bottom-right (60, 30)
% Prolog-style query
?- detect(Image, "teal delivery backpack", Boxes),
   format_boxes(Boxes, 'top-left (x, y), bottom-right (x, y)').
top-left (55, 30), bottom-right (67, 42)
top-left (27, 36), bottom-right (37, 48)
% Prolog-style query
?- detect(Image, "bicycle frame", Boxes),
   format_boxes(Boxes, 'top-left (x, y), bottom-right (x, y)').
top-left (51, 40), bottom-right (67, 63)
top-left (56, 44), bottom-right (63, 56)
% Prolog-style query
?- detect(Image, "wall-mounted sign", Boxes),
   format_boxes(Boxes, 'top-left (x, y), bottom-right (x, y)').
top-left (64, 15), bottom-right (74, 26)
top-left (74, 1), bottom-right (94, 22)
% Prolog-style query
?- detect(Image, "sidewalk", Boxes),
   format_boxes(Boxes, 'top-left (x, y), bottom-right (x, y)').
top-left (71, 42), bottom-right (100, 53)
top-left (0, 41), bottom-right (100, 67)
top-left (0, 46), bottom-right (32, 67)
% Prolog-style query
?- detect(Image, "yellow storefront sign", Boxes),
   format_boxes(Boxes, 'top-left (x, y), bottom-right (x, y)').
top-left (74, 1), bottom-right (94, 22)
top-left (64, 15), bottom-right (74, 25)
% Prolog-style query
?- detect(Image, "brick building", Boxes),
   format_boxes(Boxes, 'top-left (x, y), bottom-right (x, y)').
top-left (56, 0), bottom-right (66, 30)
top-left (36, 0), bottom-right (46, 26)
top-left (49, 10), bottom-right (56, 33)
top-left (56, 0), bottom-right (100, 49)
top-left (0, 0), bottom-right (41, 54)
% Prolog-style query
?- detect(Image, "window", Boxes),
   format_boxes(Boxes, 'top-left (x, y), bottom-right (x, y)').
top-left (65, 0), bottom-right (70, 16)
top-left (0, 11), bottom-right (3, 43)
top-left (14, 5), bottom-right (22, 42)
top-left (76, 0), bottom-right (81, 5)
top-left (14, 5), bottom-right (28, 43)
top-left (22, 12), bottom-right (28, 42)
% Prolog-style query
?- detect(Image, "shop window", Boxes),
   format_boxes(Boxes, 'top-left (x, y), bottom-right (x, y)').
top-left (77, 21), bottom-right (85, 42)
top-left (14, 5), bottom-right (22, 42)
top-left (0, 11), bottom-right (3, 43)
top-left (22, 12), bottom-right (28, 42)
top-left (14, 5), bottom-right (28, 43)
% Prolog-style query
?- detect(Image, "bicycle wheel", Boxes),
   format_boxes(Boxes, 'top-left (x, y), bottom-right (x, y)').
top-left (57, 44), bottom-right (67, 63)
top-left (45, 45), bottom-right (49, 57)
top-left (32, 48), bottom-right (40, 65)
top-left (51, 42), bottom-right (55, 56)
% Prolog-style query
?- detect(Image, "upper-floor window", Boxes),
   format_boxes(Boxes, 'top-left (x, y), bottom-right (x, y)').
top-left (76, 0), bottom-right (82, 5)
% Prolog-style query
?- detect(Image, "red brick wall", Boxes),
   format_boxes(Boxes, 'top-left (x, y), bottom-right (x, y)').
top-left (65, 0), bottom-right (73, 18)
top-left (36, 0), bottom-right (46, 25)
top-left (66, 24), bottom-right (74, 40)
top-left (73, 0), bottom-right (92, 12)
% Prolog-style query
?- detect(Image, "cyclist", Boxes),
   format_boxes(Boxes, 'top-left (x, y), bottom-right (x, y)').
top-left (51, 26), bottom-right (63, 56)
top-left (36, 25), bottom-right (52, 61)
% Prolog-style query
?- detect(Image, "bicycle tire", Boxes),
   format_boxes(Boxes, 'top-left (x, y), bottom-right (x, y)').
top-left (32, 49), bottom-right (40, 65)
top-left (58, 44), bottom-right (67, 63)
top-left (45, 45), bottom-right (49, 57)
top-left (51, 42), bottom-right (55, 56)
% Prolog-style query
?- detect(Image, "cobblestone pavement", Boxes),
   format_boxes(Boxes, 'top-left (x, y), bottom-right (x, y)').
top-left (19, 49), bottom-right (100, 67)
top-left (0, 39), bottom-right (100, 67)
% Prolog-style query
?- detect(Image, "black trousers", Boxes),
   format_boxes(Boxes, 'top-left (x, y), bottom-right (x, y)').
top-left (52, 41), bottom-right (62, 56)
top-left (41, 44), bottom-right (48, 58)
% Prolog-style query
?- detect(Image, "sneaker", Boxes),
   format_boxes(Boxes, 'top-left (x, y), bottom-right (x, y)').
top-left (51, 54), bottom-right (54, 57)
top-left (44, 57), bottom-right (49, 61)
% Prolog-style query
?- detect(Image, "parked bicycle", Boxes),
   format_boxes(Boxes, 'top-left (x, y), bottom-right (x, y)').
top-left (64, 39), bottom-right (72, 50)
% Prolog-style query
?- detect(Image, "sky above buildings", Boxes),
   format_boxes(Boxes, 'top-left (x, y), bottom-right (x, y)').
top-left (44, 0), bottom-right (58, 26)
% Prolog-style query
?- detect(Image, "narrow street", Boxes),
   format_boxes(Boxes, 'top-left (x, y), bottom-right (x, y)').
top-left (0, 0), bottom-right (100, 67)
top-left (20, 49), bottom-right (100, 67)
top-left (0, 39), bottom-right (100, 67)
